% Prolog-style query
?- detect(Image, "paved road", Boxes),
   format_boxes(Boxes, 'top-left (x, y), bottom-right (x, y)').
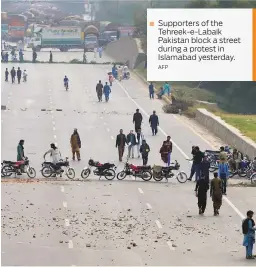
top-left (1, 60), bottom-right (255, 266)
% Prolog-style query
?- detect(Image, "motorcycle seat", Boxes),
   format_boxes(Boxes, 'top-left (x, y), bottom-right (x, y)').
top-left (3, 160), bottom-right (16, 164)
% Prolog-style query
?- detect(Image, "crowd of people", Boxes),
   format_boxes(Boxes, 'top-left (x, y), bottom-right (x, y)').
top-left (148, 81), bottom-right (172, 100)
top-left (4, 67), bottom-right (27, 83)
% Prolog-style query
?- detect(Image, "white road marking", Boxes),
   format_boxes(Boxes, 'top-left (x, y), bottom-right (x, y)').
top-left (63, 201), bottom-right (67, 208)
top-left (138, 188), bottom-right (144, 194)
top-left (167, 241), bottom-right (175, 251)
top-left (116, 80), bottom-right (246, 219)
top-left (55, 142), bottom-right (58, 146)
top-left (65, 219), bottom-right (70, 227)
top-left (54, 135), bottom-right (57, 139)
top-left (52, 121), bottom-right (55, 125)
top-left (155, 220), bottom-right (163, 229)
top-left (146, 203), bottom-right (152, 209)
top-left (106, 128), bottom-right (110, 132)
top-left (68, 240), bottom-right (73, 249)
top-left (100, 116), bottom-right (103, 119)
top-left (111, 136), bottom-right (114, 140)
top-left (103, 122), bottom-right (107, 125)
top-left (50, 110), bottom-right (53, 114)
top-left (53, 127), bottom-right (56, 131)
top-left (60, 186), bottom-right (64, 192)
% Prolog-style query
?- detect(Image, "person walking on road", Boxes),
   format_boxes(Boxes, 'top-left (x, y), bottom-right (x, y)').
top-left (133, 109), bottom-right (143, 133)
top-left (98, 46), bottom-right (103, 58)
top-left (242, 210), bottom-right (255, 259)
top-left (165, 136), bottom-right (173, 166)
top-left (160, 141), bottom-right (169, 165)
top-left (136, 128), bottom-right (145, 158)
top-left (188, 146), bottom-right (196, 181)
top-left (140, 140), bottom-right (150, 166)
top-left (200, 155), bottom-right (210, 184)
top-left (193, 146), bottom-right (204, 181)
top-left (210, 172), bottom-right (222, 216)
top-left (103, 82), bottom-right (111, 102)
top-left (49, 51), bottom-right (53, 63)
top-left (127, 130), bottom-right (136, 159)
top-left (218, 160), bottom-right (229, 195)
top-left (96, 80), bottom-right (103, 102)
top-left (17, 139), bottom-right (25, 161)
top-left (5, 68), bottom-right (9, 82)
top-left (17, 67), bottom-right (22, 84)
top-left (149, 110), bottom-right (159, 136)
top-left (116, 129), bottom-right (127, 162)
top-left (11, 67), bottom-right (16, 84)
top-left (149, 82), bottom-right (154, 99)
top-left (195, 176), bottom-right (209, 215)
top-left (70, 128), bottom-right (81, 161)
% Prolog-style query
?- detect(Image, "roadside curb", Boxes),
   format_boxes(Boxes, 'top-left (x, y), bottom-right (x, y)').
top-left (132, 70), bottom-right (172, 105)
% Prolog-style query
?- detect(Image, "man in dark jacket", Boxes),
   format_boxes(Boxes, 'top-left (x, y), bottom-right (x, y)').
top-left (188, 146), bottom-right (196, 181)
top-left (195, 176), bottom-right (209, 215)
top-left (194, 146), bottom-right (204, 181)
top-left (17, 67), bottom-right (22, 84)
top-left (201, 156), bottom-right (210, 184)
top-left (5, 68), bottom-right (9, 82)
top-left (96, 80), bottom-right (103, 102)
top-left (133, 109), bottom-right (143, 133)
top-left (149, 110), bottom-right (159, 136)
top-left (10, 67), bottom-right (16, 84)
top-left (149, 82), bottom-right (154, 99)
top-left (127, 130), bottom-right (136, 158)
top-left (140, 140), bottom-right (150, 166)
top-left (165, 136), bottom-right (173, 166)
top-left (116, 129), bottom-right (127, 162)
top-left (49, 51), bottom-right (53, 63)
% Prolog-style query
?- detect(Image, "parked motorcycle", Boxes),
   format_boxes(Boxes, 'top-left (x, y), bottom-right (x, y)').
top-left (1, 157), bottom-right (36, 178)
top-left (81, 159), bottom-right (116, 180)
top-left (152, 160), bottom-right (187, 183)
top-left (41, 157), bottom-right (75, 179)
top-left (117, 160), bottom-right (152, 181)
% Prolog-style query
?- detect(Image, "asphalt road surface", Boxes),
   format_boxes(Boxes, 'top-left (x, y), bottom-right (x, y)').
top-left (1, 58), bottom-right (256, 266)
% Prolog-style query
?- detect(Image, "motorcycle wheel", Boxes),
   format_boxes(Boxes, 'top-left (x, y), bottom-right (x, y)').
top-left (104, 169), bottom-right (115, 180)
top-left (229, 171), bottom-right (235, 178)
top-left (117, 171), bottom-right (127, 180)
top-left (81, 168), bottom-right (91, 179)
top-left (66, 168), bottom-right (75, 179)
top-left (1, 166), bottom-right (13, 177)
top-left (238, 169), bottom-right (247, 178)
top-left (176, 171), bottom-right (188, 183)
top-left (27, 167), bottom-right (36, 178)
top-left (209, 163), bottom-right (217, 172)
top-left (41, 167), bottom-right (52, 178)
top-left (251, 173), bottom-right (256, 184)
top-left (153, 173), bottom-right (163, 182)
top-left (141, 171), bottom-right (152, 181)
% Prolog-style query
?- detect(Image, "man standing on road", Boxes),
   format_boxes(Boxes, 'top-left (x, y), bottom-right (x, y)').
top-left (96, 80), bottom-right (103, 102)
top-left (17, 67), bottom-right (22, 84)
top-left (49, 51), bottom-right (53, 63)
top-left (116, 129), bottom-right (127, 162)
top-left (5, 68), bottom-right (9, 82)
top-left (193, 146), bottom-right (204, 181)
top-left (103, 82), bottom-right (111, 102)
top-left (136, 128), bottom-right (144, 158)
top-left (70, 128), bottom-right (81, 161)
top-left (11, 67), bottom-right (16, 84)
top-left (195, 176), bottom-right (209, 215)
top-left (149, 82), bottom-right (154, 99)
top-left (188, 146), bottom-right (196, 181)
top-left (210, 172), bottom-right (222, 216)
top-left (127, 130), bottom-right (136, 159)
top-left (218, 160), bottom-right (229, 195)
top-left (140, 139), bottom-right (150, 166)
top-left (133, 109), bottom-right (143, 133)
top-left (242, 210), bottom-right (255, 259)
top-left (17, 139), bottom-right (25, 161)
top-left (165, 136), bottom-right (173, 166)
top-left (149, 110), bottom-right (159, 136)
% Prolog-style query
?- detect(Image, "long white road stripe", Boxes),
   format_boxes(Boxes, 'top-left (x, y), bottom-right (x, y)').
top-left (155, 220), bottom-right (163, 229)
top-left (167, 241), bottom-right (175, 251)
top-left (63, 201), bottom-right (67, 208)
top-left (68, 240), bottom-right (73, 249)
top-left (111, 136), bottom-right (114, 140)
top-left (65, 219), bottom-right (70, 227)
top-left (146, 203), bottom-right (152, 209)
top-left (60, 186), bottom-right (65, 192)
top-left (106, 128), bottom-right (110, 132)
top-left (117, 81), bottom-right (245, 219)
top-left (138, 188), bottom-right (144, 194)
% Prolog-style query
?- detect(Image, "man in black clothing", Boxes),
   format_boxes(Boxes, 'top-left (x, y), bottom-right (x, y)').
top-left (133, 109), bottom-right (143, 133)
top-left (96, 80), bottom-right (103, 102)
top-left (195, 176), bottom-right (209, 215)
top-left (140, 140), bottom-right (150, 166)
top-left (193, 146), bottom-right (204, 181)
top-left (188, 146), bottom-right (196, 181)
top-left (201, 156), bottom-right (210, 184)
top-left (10, 67), bottom-right (16, 83)
top-left (149, 110), bottom-right (159, 136)
top-left (17, 67), bottom-right (22, 84)
top-left (116, 129), bottom-right (127, 162)
top-left (5, 68), bottom-right (9, 82)
top-left (49, 51), bottom-right (53, 63)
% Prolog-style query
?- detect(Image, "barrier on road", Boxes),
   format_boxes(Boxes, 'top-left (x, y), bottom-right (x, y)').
top-left (196, 109), bottom-right (256, 159)
top-left (104, 37), bottom-right (146, 69)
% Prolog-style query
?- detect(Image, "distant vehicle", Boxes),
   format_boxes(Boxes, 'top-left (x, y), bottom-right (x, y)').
top-left (28, 26), bottom-right (84, 52)
top-left (8, 14), bottom-right (28, 42)
top-left (84, 25), bottom-right (99, 52)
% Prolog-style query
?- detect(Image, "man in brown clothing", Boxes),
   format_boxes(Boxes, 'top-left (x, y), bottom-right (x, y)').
top-left (116, 129), bottom-right (127, 162)
top-left (70, 128), bottom-right (81, 161)
top-left (210, 172), bottom-right (223, 216)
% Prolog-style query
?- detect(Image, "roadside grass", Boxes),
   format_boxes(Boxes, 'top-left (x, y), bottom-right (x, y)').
top-left (135, 68), bottom-right (256, 142)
